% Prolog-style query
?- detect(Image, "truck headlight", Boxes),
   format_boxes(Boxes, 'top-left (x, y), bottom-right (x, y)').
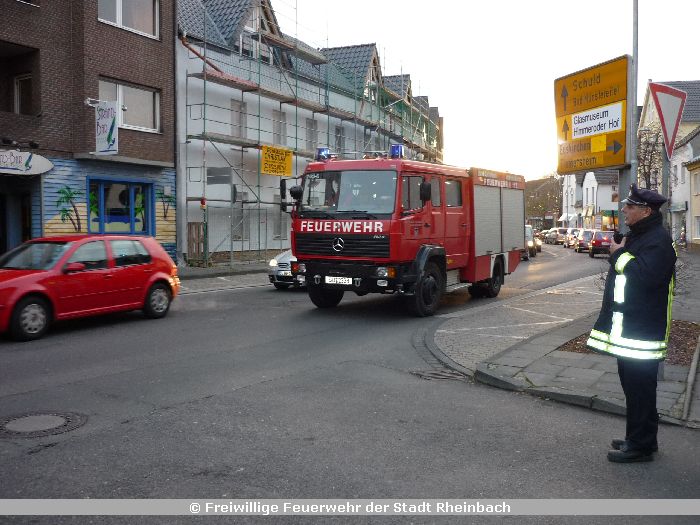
top-left (376, 267), bottom-right (396, 278)
top-left (527, 241), bottom-right (534, 247)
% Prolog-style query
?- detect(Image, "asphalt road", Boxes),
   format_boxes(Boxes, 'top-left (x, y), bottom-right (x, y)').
top-left (1, 244), bottom-right (698, 524)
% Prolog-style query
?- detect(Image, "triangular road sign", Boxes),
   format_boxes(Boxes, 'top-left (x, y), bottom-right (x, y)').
top-left (649, 82), bottom-right (687, 160)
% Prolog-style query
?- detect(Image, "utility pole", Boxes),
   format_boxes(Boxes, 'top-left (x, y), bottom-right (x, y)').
top-left (620, 0), bottom-right (638, 234)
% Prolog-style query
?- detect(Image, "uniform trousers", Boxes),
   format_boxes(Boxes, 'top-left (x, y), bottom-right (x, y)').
top-left (617, 358), bottom-right (660, 452)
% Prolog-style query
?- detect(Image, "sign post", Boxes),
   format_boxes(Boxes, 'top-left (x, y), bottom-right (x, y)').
top-left (555, 56), bottom-right (631, 174)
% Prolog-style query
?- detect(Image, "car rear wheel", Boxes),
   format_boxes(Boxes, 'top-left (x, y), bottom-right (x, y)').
top-left (409, 261), bottom-right (444, 317)
top-left (144, 283), bottom-right (172, 319)
top-left (308, 286), bottom-right (344, 308)
top-left (10, 296), bottom-right (51, 341)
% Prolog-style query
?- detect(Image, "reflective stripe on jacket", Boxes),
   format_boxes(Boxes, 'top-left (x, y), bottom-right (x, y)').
top-left (586, 213), bottom-right (676, 361)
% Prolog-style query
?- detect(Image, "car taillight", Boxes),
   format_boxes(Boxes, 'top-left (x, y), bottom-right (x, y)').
top-left (171, 264), bottom-right (178, 277)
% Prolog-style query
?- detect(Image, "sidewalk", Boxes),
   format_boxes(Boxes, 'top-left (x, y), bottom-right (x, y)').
top-left (427, 248), bottom-right (700, 428)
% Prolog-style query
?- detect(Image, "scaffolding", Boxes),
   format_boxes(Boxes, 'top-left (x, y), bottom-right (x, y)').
top-left (180, 0), bottom-right (443, 266)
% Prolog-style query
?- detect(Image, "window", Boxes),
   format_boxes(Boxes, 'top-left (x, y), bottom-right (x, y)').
top-left (445, 179), bottom-right (462, 207)
top-left (109, 239), bottom-right (151, 266)
top-left (89, 180), bottom-right (152, 235)
top-left (98, 0), bottom-right (159, 38)
top-left (334, 125), bottom-right (345, 153)
top-left (231, 100), bottom-right (247, 138)
top-left (272, 109), bottom-right (286, 145)
top-left (305, 118), bottom-right (317, 151)
top-left (401, 176), bottom-right (423, 211)
top-left (98, 80), bottom-right (159, 132)
top-left (430, 177), bottom-right (441, 207)
top-left (68, 241), bottom-right (108, 270)
top-left (681, 167), bottom-right (686, 185)
top-left (695, 216), bottom-right (700, 239)
top-left (694, 173), bottom-right (700, 194)
top-left (14, 74), bottom-right (32, 115)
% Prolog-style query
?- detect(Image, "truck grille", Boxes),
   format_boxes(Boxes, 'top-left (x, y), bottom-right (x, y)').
top-left (296, 234), bottom-right (390, 258)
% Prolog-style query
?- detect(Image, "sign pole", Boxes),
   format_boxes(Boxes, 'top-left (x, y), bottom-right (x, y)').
top-left (620, 0), bottom-right (638, 234)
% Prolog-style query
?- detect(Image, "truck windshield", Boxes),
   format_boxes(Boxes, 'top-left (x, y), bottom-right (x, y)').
top-left (300, 170), bottom-right (397, 216)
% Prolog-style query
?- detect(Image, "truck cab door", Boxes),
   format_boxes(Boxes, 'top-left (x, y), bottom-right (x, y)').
top-left (429, 175), bottom-right (445, 246)
top-left (443, 178), bottom-right (468, 268)
top-left (399, 174), bottom-right (430, 259)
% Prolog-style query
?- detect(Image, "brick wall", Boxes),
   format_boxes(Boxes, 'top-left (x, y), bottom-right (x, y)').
top-left (0, 0), bottom-right (175, 164)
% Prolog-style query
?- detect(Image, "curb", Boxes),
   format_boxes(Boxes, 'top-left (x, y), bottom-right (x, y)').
top-left (681, 335), bottom-right (700, 423)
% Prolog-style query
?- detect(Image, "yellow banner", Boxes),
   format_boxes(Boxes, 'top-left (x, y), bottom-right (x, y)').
top-left (261, 145), bottom-right (293, 177)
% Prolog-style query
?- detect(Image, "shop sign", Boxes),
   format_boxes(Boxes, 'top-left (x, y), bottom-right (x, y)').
top-left (0, 150), bottom-right (53, 175)
top-left (95, 100), bottom-right (119, 155)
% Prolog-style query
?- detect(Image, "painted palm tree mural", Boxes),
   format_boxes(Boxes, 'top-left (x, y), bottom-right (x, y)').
top-left (56, 186), bottom-right (82, 232)
top-left (156, 188), bottom-right (175, 219)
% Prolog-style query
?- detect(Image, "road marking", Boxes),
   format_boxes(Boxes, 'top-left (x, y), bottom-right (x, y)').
top-left (437, 320), bottom-right (572, 333)
top-left (504, 305), bottom-right (573, 320)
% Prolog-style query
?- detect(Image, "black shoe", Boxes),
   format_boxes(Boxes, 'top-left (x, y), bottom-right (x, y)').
top-left (607, 449), bottom-right (654, 463)
top-left (611, 439), bottom-right (658, 452)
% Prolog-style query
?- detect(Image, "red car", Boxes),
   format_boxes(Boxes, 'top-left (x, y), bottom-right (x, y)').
top-left (589, 230), bottom-right (614, 258)
top-left (0, 235), bottom-right (180, 341)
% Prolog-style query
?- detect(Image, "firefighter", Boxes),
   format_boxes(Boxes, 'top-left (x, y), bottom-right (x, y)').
top-left (586, 184), bottom-right (676, 463)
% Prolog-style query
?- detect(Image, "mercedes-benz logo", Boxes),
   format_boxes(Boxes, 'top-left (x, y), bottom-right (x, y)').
top-left (332, 237), bottom-right (345, 252)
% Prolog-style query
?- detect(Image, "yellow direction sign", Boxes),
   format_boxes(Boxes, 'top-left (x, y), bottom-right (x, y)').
top-left (555, 55), bottom-right (630, 174)
top-left (261, 145), bottom-right (293, 177)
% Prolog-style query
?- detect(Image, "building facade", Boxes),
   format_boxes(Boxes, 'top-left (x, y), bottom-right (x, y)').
top-left (176, 0), bottom-right (443, 265)
top-left (0, 0), bottom-right (176, 256)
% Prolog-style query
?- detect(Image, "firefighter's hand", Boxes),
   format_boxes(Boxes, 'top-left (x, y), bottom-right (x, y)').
top-left (610, 236), bottom-right (626, 254)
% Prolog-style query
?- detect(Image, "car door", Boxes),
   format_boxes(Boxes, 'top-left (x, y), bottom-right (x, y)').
top-left (443, 177), bottom-right (468, 268)
top-left (51, 240), bottom-right (114, 317)
top-left (108, 239), bottom-right (154, 306)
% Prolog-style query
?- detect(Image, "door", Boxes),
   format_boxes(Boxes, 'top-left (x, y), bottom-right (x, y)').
top-left (399, 174), bottom-right (429, 260)
top-left (51, 240), bottom-right (114, 316)
top-left (428, 175), bottom-right (445, 246)
top-left (108, 238), bottom-right (154, 306)
top-left (443, 177), bottom-right (468, 267)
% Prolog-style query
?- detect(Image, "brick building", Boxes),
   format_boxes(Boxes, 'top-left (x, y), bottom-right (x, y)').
top-left (0, 0), bottom-right (176, 256)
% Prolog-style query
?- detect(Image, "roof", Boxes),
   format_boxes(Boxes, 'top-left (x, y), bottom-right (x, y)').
top-left (205, 0), bottom-right (252, 45)
top-left (383, 74), bottom-right (411, 98)
top-left (284, 35), bottom-right (355, 93)
top-left (656, 80), bottom-right (700, 122)
top-left (592, 169), bottom-right (618, 185)
top-left (178, 0), bottom-right (229, 48)
top-left (676, 124), bottom-right (700, 147)
top-left (321, 44), bottom-right (378, 82)
top-left (414, 95), bottom-right (429, 114)
top-left (429, 107), bottom-right (440, 123)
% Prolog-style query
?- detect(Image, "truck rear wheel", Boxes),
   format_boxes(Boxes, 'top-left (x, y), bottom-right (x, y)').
top-left (482, 259), bottom-right (503, 298)
top-left (308, 286), bottom-right (344, 308)
top-left (409, 261), bottom-right (443, 317)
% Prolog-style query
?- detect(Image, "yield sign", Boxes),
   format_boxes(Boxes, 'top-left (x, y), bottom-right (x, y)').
top-left (649, 82), bottom-right (687, 160)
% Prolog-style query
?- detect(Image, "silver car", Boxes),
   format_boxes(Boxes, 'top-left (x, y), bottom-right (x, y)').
top-left (268, 249), bottom-right (303, 289)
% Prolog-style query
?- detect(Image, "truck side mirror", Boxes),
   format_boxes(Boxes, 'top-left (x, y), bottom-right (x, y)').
top-left (280, 178), bottom-right (287, 200)
top-left (289, 185), bottom-right (303, 201)
top-left (419, 181), bottom-right (431, 202)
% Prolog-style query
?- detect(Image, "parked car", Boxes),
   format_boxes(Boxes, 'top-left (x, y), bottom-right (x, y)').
top-left (589, 230), bottom-right (614, 258)
top-left (573, 229), bottom-right (595, 253)
top-left (544, 228), bottom-right (557, 244)
top-left (268, 249), bottom-right (304, 289)
top-left (0, 235), bottom-right (179, 341)
top-left (564, 228), bottom-right (580, 248)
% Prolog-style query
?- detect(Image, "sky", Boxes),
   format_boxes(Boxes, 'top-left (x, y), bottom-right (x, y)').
top-left (270, 0), bottom-right (698, 180)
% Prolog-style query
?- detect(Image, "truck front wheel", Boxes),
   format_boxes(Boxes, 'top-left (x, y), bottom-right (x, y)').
top-left (410, 261), bottom-right (444, 317)
top-left (308, 286), bottom-right (344, 308)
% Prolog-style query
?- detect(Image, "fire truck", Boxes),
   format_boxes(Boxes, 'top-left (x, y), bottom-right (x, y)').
top-left (285, 146), bottom-right (526, 316)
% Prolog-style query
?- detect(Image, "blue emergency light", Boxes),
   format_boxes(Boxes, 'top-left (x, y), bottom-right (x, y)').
top-left (390, 144), bottom-right (405, 159)
top-left (316, 147), bottom-right (330, 161)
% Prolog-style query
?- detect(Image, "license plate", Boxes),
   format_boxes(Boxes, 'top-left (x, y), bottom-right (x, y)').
top-left (278, 271), bottom-right (292, 277)
top-left (602, 242), bottom-right (610, 246)
top-left (325, 276), bottom-right (352, 285)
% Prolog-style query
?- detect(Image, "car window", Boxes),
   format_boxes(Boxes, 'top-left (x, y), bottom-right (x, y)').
top-left (444, 179), bottom-right (462, 207)
top-left (68, 241), bottom-right (108, 270)
top-left (110, 239), bottom-right (152, 267)
top-left (583, 231), bottom-right (594, 240)
top-left (401, 176), bottom-right (423, 211)
top-left (430, 177), bottom-right (441, 207)
top-left (0, 242), bottom-right (71, 270)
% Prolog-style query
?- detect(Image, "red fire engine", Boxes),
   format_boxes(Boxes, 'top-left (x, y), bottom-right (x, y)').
top-left (285, 146), bottom-right (526, 316)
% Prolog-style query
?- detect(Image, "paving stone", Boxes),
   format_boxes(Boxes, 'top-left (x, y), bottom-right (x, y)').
top-left (527, 386), bottom-right (593, 408)
top-left (657, 381), bottom-right (687, 394)
top-left (548, 357), bottom-right (589, 367)
top-left (657, 389), bottom-right (684, 400)
top-left (591, 396), bottom-right (626, 416)
top-left (593, 381), bottom-right (624, 394)
top-left (591, 361), bottom-right (619, 372)
top-left (547, 350), bottom-right (585, 360)
top-left (660, 368), bottom-right (690, 382)
top-left (523, 362), bottom-right (566, 375)
top-left (507, 348), bottom-right (551, 360)
top-left (559, 367), bottom-right (606, 381)
top-left (474, 364), bottom-right (527, 392)
top-left (520, 372), bottom-right (557, 387)
top-left (656, 396), bottom-right (679, 411)
top-left (550, 377), bottom-right (600, 389)
top-left (490, 356), bottom-right (533, 368)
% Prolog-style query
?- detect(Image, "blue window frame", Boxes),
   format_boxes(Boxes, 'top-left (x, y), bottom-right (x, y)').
top-left (88, 179), bottom-right (154, 235)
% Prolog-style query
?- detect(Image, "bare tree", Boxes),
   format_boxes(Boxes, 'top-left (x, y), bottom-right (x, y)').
top-left (637, 123), bottom-right (663, 190)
